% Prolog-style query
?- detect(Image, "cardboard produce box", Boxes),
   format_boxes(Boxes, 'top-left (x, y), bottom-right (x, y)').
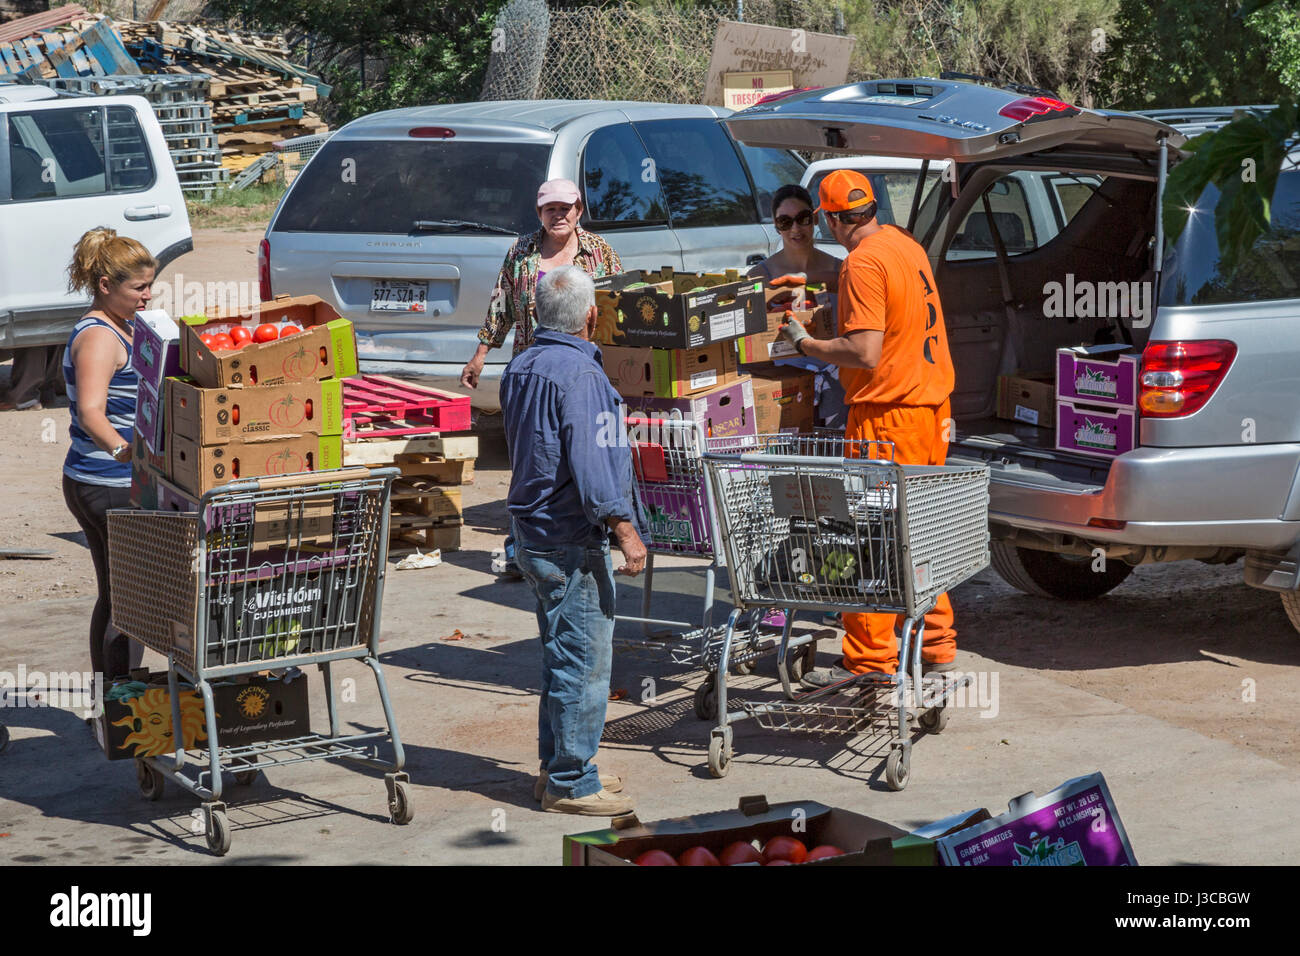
top-left (1056, 345), bottom-right (1139, 409)
top-left (764, 282), bottom-right (808, 313)
top-left (169, 378), bottom-right (344, 445)
top-left (736, 308), bottom-right (834, 365)
top-left (1056, 400), bottom-right (1138, 460)
top-left (131, 309), bottom-right (183, 392)
top-left (601, 342), bottom-right (739, 399)
top-left (623, 376), bottom-right (757, 445)
top-left (179, 295), bottom-right (359, 388)
top-left (564, 795), bottom-right (989, 866)
top-left (99, 669), bottom-right (309, 761)
top-left (935, 772), bottom-right (1137, 866)
top-left (169, 431), bottom-right (344, 497)
top-left (750, 368), bottom-right (816, 435)
top-left (134, 378), bottom-right (167, 455)
top-left (593, 267), bottom-right (766, 349)
top-left (996, 372), bottom-right (1055, 428)
top-left (129, 428), bottom-right (167, 509)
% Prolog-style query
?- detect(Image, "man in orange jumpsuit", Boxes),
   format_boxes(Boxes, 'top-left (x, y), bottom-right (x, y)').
top-left (780, 169), bottom-right (958, 685)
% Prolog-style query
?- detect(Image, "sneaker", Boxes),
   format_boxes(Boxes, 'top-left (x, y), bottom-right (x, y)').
top-left (542, 787), bottom-right (635, 816)
top-left (534, 768), bottom-right (624, 802)
top-left (497, 560), bottom-right (524, 580)
top-left (759, 608), bottom-right (786, 630)
top-left (0, 399), bottom-right (41, 411)
top-left (799, 664), bottom-right (857, 690)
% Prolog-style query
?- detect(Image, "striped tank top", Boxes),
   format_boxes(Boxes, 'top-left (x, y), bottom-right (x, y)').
top-left (63, 315), bottom-right (138, 487)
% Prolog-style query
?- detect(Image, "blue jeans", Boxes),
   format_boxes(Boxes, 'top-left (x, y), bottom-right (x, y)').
top-left (513, 521), bottom-right (616, 800)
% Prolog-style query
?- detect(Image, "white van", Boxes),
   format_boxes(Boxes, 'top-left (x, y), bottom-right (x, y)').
top-left (0, 85), bottom-right (192, 350)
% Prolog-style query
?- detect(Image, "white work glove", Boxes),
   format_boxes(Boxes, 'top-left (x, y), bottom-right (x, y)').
top-left (779, 313), bottom-right (811, 352)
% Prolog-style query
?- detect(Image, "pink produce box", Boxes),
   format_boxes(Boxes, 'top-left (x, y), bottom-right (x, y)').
top-left (1056, 400), bottom-right (1138, 459)
top-left (1056, 346), bottom-right (1139, 409)
top-left (623, 377), bottom-right (758, 445)
top-left (134, 379), bottom-right (166, 455)
top-left (131, 310), bottom-right (183, 393)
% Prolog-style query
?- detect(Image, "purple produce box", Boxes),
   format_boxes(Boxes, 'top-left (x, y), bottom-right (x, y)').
top-left (638, 484), bottom-right (714, 555)
top-left (936, 773), bottom-right (1137, 866)
top-left (624, 377), bottom-right (758, 445)
top-left (1056, 346), bottom-right (1139, 408)
top-left (131, 310), bottom-right (183, 393)
top-left (134, 379), bottom-right (166, 456)
top-left (1056, 400), bottom-right (1137, 459)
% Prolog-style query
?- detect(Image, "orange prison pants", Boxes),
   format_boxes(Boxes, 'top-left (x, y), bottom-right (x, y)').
top-left (841, 400), bottom-right (957, 674)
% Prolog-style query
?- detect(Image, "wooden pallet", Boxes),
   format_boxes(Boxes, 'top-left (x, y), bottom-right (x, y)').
top-left (388, 521), bottom-right (461, 555)
top-left (343, 435), bottom-right (478, 465)
top-left (390, 479), bottom-right (462, 523)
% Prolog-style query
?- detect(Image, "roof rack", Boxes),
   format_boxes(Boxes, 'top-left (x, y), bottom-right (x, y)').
top-left (1135, 105), bottom-right (1278, 134)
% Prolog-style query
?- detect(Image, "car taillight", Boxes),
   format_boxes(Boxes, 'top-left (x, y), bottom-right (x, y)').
top-left (409, 126), bottom-right (455, 139)
top-left (997, 96), bottom-right (1077, 122)
top-left (754, 86), bottom-right (821, 106)
top-left (258, 238), bottom-right (271, 301)
top-left (1139, 340), bottom-right (1237, 417)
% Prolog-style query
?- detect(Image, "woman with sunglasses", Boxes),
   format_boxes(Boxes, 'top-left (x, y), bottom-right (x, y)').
top-left (748, 184), bottom-right (842, 289)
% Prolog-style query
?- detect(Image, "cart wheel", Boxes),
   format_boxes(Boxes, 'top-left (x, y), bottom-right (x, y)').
top-left (205, 808), bottom-right (232, 856)
top-left (707, 732), bottom-right (731, 778)
top-left (885, 748), bottom-right (910, 792)
top-left (787, 642), bottom-right (817, 683)
top-left (731, 656), bottom-right (756, 676)
top-left (918, 706), bottom-right (950, 734)
top-left (693, 679), bottom-right (717, 721)
top-left (233, 769), bottom-right (259, 786)
top-left (135, 759), bottom-right (164, 801)
top-left (389, 780), bottom-right (414, 825)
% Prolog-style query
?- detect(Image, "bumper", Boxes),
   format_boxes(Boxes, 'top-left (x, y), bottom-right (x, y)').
top-left (991, 443), bottom-right (1300, 551)
top-left (356, 359), bottom-right (504, 412)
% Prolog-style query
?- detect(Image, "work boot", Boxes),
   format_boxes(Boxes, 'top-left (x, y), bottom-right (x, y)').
top-left (534, 768), bottom-right (624, 802)
top-left (799, 663), bottom-right (857, 690)
top-left (922, 659), bottom-right (958, 676)
top-left (542, 787), bottom-right (635, 816)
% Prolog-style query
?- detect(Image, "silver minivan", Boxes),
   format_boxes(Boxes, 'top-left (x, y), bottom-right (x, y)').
top-left (261, 100), bottom-right (807, 409)
top-left (725, 79), bottom-right (1300, 632)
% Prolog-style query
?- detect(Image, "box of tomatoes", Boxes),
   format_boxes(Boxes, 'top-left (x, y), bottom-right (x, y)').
top-left (178, 295), bottom-right (359, 389)
top-left (168, 431), bottom-right (344, 498)
top-left (563, 796), bottom-right (974, 867)
top-left (169, 377), bottom-right (345, 445)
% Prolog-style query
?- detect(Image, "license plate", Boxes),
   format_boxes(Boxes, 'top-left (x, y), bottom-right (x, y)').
top-left (370, 280), bottom-right (428, 313)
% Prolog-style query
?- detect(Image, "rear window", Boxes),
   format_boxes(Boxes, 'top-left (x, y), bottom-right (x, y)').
top-left (5, 104), bottom-right (153, 202)
top-left (733, 141), bottom-right (807, 222)
top-left (633, 118), bottom-right (757, 228)
top-left (274, 139), bottom-right (551, 235)
top-left (946, 175), bottom-right (1037, 259)
top-left (1160, 167), bottom-right (1300, 306)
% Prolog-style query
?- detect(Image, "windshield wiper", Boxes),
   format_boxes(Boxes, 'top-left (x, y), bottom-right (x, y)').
top-left (413, 218), bottom-right (516, 235)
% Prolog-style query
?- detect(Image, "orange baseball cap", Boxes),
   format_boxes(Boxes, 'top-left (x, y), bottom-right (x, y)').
top-left (815, 169), bottom-right (876, 213)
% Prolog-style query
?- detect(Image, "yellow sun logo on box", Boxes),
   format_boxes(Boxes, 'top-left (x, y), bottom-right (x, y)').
top-left (111, 688), bottom-right (208, 757)
top-left (236, 685), bottom-right (270, 720)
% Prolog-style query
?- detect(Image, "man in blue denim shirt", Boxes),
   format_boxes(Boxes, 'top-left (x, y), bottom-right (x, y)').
top-left (501, 264), bottom-right (646, 816)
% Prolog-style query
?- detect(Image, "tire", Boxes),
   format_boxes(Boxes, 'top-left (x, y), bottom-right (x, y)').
top-left (135, 759), bottom-right (164, 801)
top-left (389, 781), bottom-right (414, 825)
top-left (885, 748), bottom-right (909, 791)
top-left (990, 541), bottom-right (1134, 600)
top-left (786, 642), bottom-right (817, 683)
top-left (206, 808), bottom-right (231, 856)
top-left (1280, 591), bottom-right (1300, 635)
top-left (693, 680), bottom-right (717, 721)
top-left (919, 706), bottom-right (949, 734)
top-left (233, 769), bottom-right (259, 786)
top-left (707, 732), bottom-right (731, 778)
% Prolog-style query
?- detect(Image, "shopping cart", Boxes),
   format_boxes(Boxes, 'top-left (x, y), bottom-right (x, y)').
top-left (614, 417), bottom-right (818, 691)
top-left (106, 466), bottom-right (408, 855)
top-left (699, 436), bottom-right (990, 789)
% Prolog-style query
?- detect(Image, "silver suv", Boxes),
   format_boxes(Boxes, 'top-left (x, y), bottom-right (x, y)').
top-left (725, 80), bottom-right (1300, 632)
top-left (261, 100), bottom-right (806, 409)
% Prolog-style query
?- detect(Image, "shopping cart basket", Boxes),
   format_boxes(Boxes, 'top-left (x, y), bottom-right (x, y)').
top-left (615, 417), bottom-right (817, 687)
top-left (107, 467), bottom-right (408, 854)
top-left (700, 436), bottom-right (990, 789)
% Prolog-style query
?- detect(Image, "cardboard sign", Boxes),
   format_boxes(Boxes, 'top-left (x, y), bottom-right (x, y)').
top-left (723, 69), bottom-right (793, 110)
top-left (704, 20), bottom-right (855, 106)
top-left (770, 473), bottom-right (851, 521)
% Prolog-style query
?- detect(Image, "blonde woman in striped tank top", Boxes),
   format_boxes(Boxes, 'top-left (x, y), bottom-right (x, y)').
top-left (61, 228), bottom-right (156, 684)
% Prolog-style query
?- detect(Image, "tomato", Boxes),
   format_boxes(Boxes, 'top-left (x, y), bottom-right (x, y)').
top-left (677, 846), bottom-right (721, 867)
top-left (806, 845), bottom-right (846, 861)
top-left (279, 325), bottom-right (302, 338)
top-left (209, 333), bottom-right (236, 352)
top-left (762, 836), bottom-right (807, 865)
top-left (229, 326), bottom-right (253, 345)
top-left (633, 850), bottom-right (677, 867)
top-left (231, 406), bottom-right (240, 426)
top-left (199, 333), bottom-right (216, 349)
top-left (254, 323), bottom-right (280, 343)
top-left (719, 841), bottom-right (763, 866)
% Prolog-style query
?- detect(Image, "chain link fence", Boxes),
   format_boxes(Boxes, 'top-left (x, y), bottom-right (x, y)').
top-left (481, 0), bottom-right (842, 103)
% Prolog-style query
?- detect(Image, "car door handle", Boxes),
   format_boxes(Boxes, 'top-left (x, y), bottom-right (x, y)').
top-left (124, 204), bottom-right (172, 221)
top-left (746, 253), bottom-right (765, 265)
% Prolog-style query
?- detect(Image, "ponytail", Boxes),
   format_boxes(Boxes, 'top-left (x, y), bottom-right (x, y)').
top-left (67, 227), bottom-right (157, 297)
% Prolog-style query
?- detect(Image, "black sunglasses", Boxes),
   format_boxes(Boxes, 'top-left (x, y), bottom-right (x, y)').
top-left (828, 203), bottom-right (877, 225)
top-left (774, 209), bottom-right (814, 231)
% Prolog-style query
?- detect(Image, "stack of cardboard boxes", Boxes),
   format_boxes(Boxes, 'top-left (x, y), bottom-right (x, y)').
top-left (594, 267), bottom-right (826, 441)
top-left (129, 294), bottom-right (359, 509)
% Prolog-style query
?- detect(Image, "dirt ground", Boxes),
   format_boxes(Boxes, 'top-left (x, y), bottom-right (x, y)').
top-left (1, 226), bottom-right (1297, 863)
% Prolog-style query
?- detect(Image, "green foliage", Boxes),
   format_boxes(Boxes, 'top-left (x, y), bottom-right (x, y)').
top-left (1162, 103), bottom-right (1300, 276)
top-left (1248, 1), bottom-right (1300, 93)
top-left (208, 0), bottom-right (507, 122)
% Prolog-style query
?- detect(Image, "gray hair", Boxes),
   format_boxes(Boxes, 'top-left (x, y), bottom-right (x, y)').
top-left (535, 265), bottom-right (595, 334)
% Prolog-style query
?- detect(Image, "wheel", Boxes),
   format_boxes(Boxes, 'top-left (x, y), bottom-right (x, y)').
top-left (693, 679), bottom-right (717, 721)
top-left (233, 769), bottom-right (258, 786)
top-left (205, 808), bottom-right (231, 856)
top-left (786, 642), bottom-right (817, 683)
top-left (1280, 591), bottom-right (1300, 635)
top-left (707, 732), bottom-right (731, 778)
top-left (731, 656), bottom-right (756, 676)
top-left (135, 758), bottom-right (164, 801)
top-left (389, 781), bottom-right (414, 825)
top-left (990, 541), bottom-right (1134, 600)
top-left (919, 706), bottom-right (950, 734)
top-left (885, 748), bottom-right (910, 791)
